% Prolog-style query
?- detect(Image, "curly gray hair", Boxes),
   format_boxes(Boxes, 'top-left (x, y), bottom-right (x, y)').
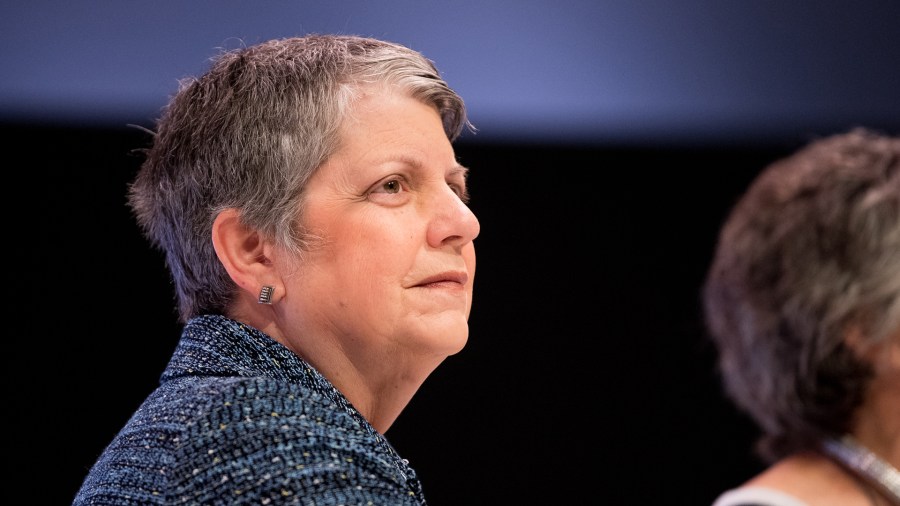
top-left (702, 128), bottom-right (900, 462)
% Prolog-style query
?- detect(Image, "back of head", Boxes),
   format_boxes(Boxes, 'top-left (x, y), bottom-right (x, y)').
top-left (128, 35), bottom-right (469, 323)
top-left (702, 128), bottom-right (900, 462)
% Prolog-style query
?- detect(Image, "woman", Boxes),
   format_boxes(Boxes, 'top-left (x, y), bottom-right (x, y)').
top-left (74, 35), bottom-right (480, 505)
top-left (702, 128), bottom-right (900, 506)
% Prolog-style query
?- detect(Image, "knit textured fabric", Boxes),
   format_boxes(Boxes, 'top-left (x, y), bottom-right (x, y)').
top-left (74, 314), bottom-right (426, 505)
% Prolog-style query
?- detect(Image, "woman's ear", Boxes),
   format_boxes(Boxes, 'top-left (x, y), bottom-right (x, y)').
top-left (844, 324), bottom-right (900, 373)
top-left (211, 208), bottom-right (282, 304)
top-left (845, 325), bottom-right (876, 361)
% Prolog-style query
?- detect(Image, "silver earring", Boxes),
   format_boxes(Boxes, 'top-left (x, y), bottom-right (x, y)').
top-left (258, 285), bottom-right (275, 305)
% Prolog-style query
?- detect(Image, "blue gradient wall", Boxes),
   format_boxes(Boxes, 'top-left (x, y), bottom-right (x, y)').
top-left (2, 1), bottom-right (899, 145)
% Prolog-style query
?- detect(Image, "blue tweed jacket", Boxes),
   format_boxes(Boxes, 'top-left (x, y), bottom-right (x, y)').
top-left (74, 314), bottom-right (427, 505)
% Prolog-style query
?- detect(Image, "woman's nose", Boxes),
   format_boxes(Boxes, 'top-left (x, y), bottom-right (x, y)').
top-left (426, 186), bottom-right (481, 249)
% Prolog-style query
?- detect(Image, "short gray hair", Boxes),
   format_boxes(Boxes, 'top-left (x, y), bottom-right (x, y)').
top-left (128, 35), bottom-right (471, 323)
top-left (702, 128), bottom-right (900, 462)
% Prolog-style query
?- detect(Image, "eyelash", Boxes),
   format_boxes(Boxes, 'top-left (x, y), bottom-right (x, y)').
top-left (368, 176), bottom-right (470, 203)
top-left (451, 183), bottom-right (470, 204)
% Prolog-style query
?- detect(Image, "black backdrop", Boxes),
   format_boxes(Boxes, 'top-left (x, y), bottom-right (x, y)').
top-left (7, 121), bottom-right (805, 505)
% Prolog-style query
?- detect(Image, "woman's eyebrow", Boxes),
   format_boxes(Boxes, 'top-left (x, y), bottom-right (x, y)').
top-left (374, 154), bottom-right (469, 180)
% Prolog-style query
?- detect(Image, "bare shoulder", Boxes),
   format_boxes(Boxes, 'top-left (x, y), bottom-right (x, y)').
top-left (743, 453), bottom-right (872, 506)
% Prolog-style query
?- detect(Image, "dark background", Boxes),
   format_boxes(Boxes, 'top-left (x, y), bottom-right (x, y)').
top-left (0, 124), bottom-right (820, 505)
top-left (3, 1), bottom-right (900, 504)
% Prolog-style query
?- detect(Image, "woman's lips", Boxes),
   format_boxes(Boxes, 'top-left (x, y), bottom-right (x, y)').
top-left (413, 271), bottom-right (468, 288)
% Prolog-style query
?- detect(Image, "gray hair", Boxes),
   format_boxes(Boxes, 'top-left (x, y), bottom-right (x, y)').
top-left (128, 35), bottom-right (471, 323)
top-left (702, 128), bottom-right (900, 462)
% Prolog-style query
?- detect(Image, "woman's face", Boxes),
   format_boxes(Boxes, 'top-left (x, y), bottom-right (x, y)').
top-left (276, 87), bottom-right (480, 373)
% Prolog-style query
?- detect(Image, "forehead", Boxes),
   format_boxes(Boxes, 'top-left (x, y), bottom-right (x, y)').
top-left (337, 87), bottom-right (446, 146)
top-left (313, 88), bottom-right (458, 181)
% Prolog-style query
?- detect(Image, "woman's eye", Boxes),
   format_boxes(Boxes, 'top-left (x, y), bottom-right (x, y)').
top-left (381, 179), bottom-right (402, 194)
top-left (368, 177), bottom-right (405, 196)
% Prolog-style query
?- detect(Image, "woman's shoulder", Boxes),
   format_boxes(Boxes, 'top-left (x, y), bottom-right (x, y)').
top-left (76, 375), bottom-right (417, 505)
top-left (711, 486), bottom-right (809, 506)
top-left (712, 453), bottom-right (875, 506)
top-left (93, 374), bottom-right (363, 465)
